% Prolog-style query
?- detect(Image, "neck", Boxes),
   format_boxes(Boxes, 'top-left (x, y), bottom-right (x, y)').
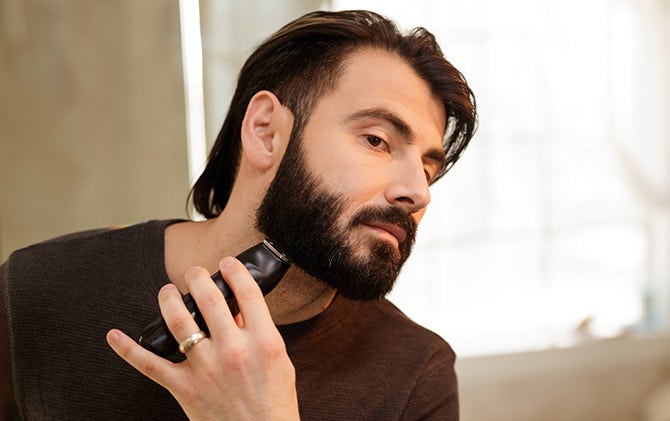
top-left (164, 214), bottom-right (336, 325)
top-left (265, 266), bottom-right (337, 325)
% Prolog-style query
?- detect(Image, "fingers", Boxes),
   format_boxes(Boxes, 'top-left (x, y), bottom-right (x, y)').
top-left (107, 260), bottom-right (296, 419)
top-left (149, 258), bottom-right (275, 358)
top-left (183, 266), bottom-right (236, 339)
top-left (106, 329), bottom-right (178, 389)
top-left (217, 257), bottom-right (275, 332)
top-left (158, 282), bottom-right (205, 345)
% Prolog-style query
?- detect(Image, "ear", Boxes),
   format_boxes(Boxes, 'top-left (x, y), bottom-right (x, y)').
top-left (240, 90), bottom-right (293, 171)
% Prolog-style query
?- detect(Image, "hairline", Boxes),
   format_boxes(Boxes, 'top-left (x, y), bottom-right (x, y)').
top-left (285, 46), bottom-right (450, 170)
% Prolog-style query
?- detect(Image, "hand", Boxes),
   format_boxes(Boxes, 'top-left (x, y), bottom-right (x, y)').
top-left (106, 257), bottom-right (300, 420)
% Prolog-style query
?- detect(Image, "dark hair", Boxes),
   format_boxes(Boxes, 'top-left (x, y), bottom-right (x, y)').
top-left (190, 10), bottom-right (477, 218)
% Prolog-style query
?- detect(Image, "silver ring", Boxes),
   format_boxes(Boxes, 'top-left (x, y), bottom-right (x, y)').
top-left (178, 331), bottom-right (206, 354)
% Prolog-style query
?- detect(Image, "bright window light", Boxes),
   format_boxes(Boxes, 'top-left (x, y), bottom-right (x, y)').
top-left (191, 0), bottom-right (670, 357)
top-left (331, 0), bottom-right (670, 356)
top-left (179, 0), bottom-right (208, 193)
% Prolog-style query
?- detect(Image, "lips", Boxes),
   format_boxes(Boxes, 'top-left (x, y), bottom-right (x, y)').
top-left (349, 206), bottom-right (417, 256)
top-left (364, 221), bottom-right (407, 245)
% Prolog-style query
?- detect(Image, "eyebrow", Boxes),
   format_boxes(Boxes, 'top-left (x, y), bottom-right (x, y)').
top-left (343, 107), bottom-right (448, 173)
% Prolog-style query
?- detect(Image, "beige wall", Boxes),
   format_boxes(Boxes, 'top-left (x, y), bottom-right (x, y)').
top-left (0, 1), bottom-right (189, 261)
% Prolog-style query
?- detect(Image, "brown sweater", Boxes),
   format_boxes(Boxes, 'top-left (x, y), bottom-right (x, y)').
top-left (1, 220), bottom-right (458, 420)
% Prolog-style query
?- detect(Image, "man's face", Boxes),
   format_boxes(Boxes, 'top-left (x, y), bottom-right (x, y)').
top-left (256, 47), bottom-right (447, 301)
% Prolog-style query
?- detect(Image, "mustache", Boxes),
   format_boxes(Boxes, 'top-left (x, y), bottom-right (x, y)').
top-left (349, 206), bottom-right (418, 246)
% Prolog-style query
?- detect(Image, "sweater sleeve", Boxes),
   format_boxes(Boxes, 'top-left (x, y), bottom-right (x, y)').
top-left (1, 259), bottom-right (21, 419)
top-left (400, 345), bottom-right (459, 420)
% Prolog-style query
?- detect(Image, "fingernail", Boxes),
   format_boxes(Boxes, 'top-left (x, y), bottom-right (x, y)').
top-left (107, 329), bottom-right (120, 343)
top-left (159, 283), bottom-right (176, 297)
top-left (184, 266), bottom-right (199, 279)
top-left (220, 257), bottom-right (235, 268)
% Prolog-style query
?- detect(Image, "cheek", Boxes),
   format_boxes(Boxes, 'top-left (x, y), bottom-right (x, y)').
top-left (320, 161), bottom-right (381, 203)
top-left (334, 173), bottom-right (370, 198)
top-left (413, 209), bottom-right (427, 224)
top-left (331, 155), bottom-right (387, 199)
top-left (302, 137), bottom-right (386, 206)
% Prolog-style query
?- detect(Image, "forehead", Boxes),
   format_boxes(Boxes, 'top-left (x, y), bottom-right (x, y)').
top-left (322, 47), bottom-right (447, 144)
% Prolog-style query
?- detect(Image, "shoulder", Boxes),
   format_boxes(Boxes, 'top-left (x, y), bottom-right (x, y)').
top-left (4, 225), bottom-right (119, 276)
top-left (331, 298), bottom-right (459, 419)
top-left (4, 220), bottom-right (172, 270)
top-left (343, 297), bottom-right (457, 386)
top-left (1, 219), bottom-right (180, 299)
top-left (356, 298), bottom-right (455, 357)
top-left (8, 223), bottom-right (130, 258)
top-left (369, 299), bottom-right (459, 418)
top-left (358, 298), bottom-right (457, 371)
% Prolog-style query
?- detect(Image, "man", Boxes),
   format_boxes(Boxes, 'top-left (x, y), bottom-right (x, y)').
top-left (1, 10), bottom-right (476, 420)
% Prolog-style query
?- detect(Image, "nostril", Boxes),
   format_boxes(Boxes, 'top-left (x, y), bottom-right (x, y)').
top-left (395, 196), bottom-right (415, 205)
top-left (386, 167), bottom-right (431, 212)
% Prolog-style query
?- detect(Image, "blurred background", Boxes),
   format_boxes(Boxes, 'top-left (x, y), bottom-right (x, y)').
top-left (1, 0), bottom-right (669, 419)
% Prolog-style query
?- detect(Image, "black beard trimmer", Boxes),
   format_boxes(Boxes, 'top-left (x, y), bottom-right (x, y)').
top-left (138, 239), bottom-right (291, 357)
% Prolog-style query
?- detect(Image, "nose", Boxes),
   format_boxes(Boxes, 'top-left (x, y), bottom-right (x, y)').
top-left (385, 159), bottom-right (431, 215)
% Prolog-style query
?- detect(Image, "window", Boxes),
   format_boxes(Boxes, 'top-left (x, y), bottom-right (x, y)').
top-left (194, 0), bottom-right (670, 357)
top-left (331, 0), bottom-right (670, 356)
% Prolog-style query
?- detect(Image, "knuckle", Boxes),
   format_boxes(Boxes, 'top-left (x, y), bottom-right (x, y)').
top-left (168, 314), bottom-right (191, 334)
top-left (139, 357), bottom-right (160, 378)
top-left (197, 289), bottom-right (221, 310)
top-left (257, 331), bottom-right (287, 359)
top-left (234, 283), bottom-right (262, 302)
top-left (223, 343), bottom-right (250, 368)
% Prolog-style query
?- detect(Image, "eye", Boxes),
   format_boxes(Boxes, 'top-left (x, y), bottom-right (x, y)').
top-left (365, 135), bottom-right (388, 151)
top-left (424, 166), bottom-right (439, 185)
top-left (423, 169), bottom-right (432, 185)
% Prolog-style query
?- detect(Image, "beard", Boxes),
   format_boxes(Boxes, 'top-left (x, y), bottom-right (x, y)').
top-left (255, 136), bottom-right (418, 301)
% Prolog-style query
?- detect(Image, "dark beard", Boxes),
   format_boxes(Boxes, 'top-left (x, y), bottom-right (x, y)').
top-left (255, 137), bottom-right (417, 301)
